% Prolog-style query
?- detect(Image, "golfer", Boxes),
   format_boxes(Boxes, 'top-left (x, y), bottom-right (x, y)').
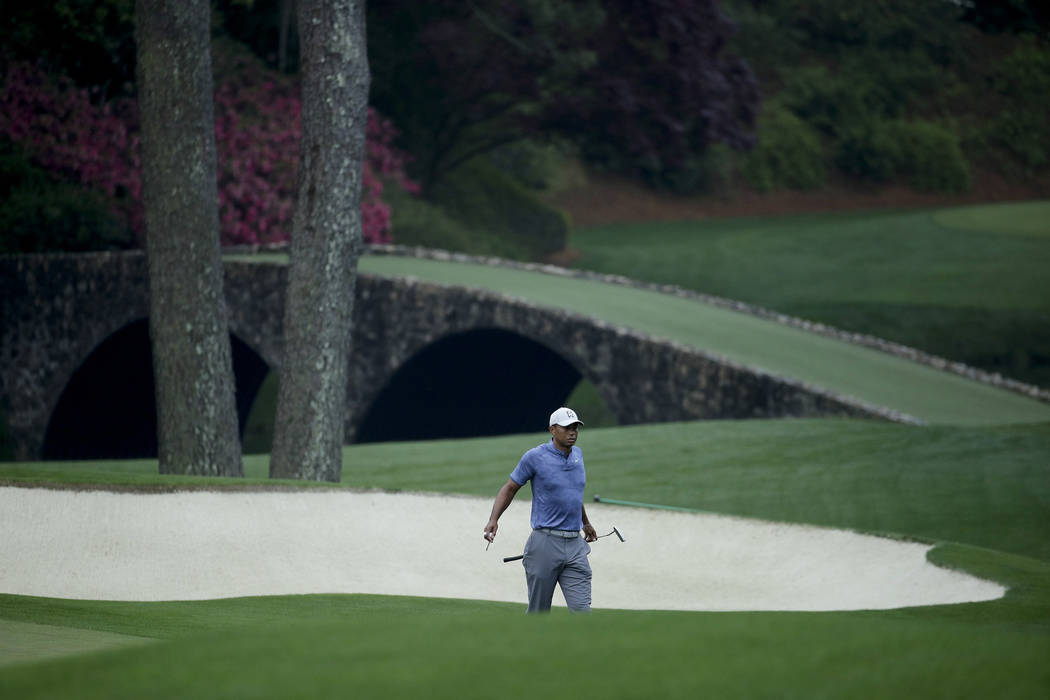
top-left (484, 407), bottom-right (598, 613)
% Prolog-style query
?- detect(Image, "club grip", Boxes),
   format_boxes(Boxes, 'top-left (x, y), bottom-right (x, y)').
top-left (503, 554), bottom-right (524, 562)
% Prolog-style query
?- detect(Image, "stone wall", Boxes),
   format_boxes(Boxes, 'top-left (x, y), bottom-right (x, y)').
top-left (1, 252), bottom-right (150, 459)
top-left (3, 250), bottom-right (912, 460)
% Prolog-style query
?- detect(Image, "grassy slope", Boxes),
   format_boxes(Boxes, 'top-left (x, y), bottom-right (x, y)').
top-left (0, 577), bottom-right (1048, 700)
top-left (1, 419), bottom-right (1049, 697)
top-left (569, 202), bottom-right (1050, 389)
top-left (351, 254), bottom-right (1050, 425)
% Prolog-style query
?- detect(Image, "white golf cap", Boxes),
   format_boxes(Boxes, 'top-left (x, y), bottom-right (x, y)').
top-left (549, 407), bottom-right (583, 427)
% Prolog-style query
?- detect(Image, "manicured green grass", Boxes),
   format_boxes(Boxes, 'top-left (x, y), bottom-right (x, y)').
top-left (0, 619), bottom-right (151, 668)
top-left (1, 566), bottom-right (1048, 700)
top-left (934, 201), bottom-right (1050, 237)
top-left (569, 201), bottom-right (1050, 389)
top-left (2, 419), bottom-right (1048, 696)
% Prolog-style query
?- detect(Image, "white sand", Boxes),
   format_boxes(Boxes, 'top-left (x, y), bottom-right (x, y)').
top-left (0, 486), bottom-right (1004, 611)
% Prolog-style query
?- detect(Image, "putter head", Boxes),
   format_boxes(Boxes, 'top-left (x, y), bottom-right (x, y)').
top-left (613, 526), bottom-right (625, 542)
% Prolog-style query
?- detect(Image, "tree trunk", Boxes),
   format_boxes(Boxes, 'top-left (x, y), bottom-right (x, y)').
top-left (269, 0), bottom-right (369, 482)
top-left (278, 0), bottom-right (296, 73)
top-left (135, 0), bottom-right (243, 476)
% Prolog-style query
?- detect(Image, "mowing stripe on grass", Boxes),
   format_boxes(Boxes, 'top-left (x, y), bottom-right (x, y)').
top-left (0, 619), bottom-right (153, 668)
top-left (934, 201), bottom-right (1050, 237)
top-left (356, 255), bottom-right (1050, 426)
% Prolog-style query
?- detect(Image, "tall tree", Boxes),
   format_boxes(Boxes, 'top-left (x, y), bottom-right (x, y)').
top-left (269, 0), bottom-right (369, 482)
top-left (135, 0), bottom-right (243, 476)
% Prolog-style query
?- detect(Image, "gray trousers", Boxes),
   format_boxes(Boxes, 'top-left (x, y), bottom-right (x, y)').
top-left (522, 529), bottom-right (592, 613)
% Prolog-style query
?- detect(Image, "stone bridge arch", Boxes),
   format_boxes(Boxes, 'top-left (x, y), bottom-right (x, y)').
top-left (2, 251), bottom-right (877, 461)
top-left (41, 318), bottom-right (272, 460)
top-left (343, 274), bottom-right (873, 445)
top-left (2, 253), bottom-right (276, 459)
top-left (353, 327), bottom-right (581, 443)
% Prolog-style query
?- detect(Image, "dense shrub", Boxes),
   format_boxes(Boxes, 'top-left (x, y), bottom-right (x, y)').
top-left (739, 104), bottom-right (825, 192)
top-left (485, 140), bottom-right (567, 191)
top-left (837, 49), bottom-right (952, 117)
top-left (426, 158), bottom-right (568, 260)
top-left (835, 121), bottom-right (905, 182)
top-left (888, 121), bottom-right (971, 192)
top-left (763, 0), bottom-right (965, 63)
top-left (0, 139), bottom-right (48, 193)
top-left (642, 144), bottom-right (735, 195)
top-left (0, 53), bottom-right (416, 250)
top-left (385, 186), bottom-right (502, 257)
top-left (719, 0), bottom-right (803, 84)
top-left (779, 66), bottom-right (867, 137)
top-left (726, 1), bottom-right (995, 197)
top-left (988, 40), bottom-right (1050, 172)
top-left (780, 52), bottom-right (949, 137)
top-left (0, 62), bottom-right (142, 236)
top-left (836, 119), bottom-right (970, 192)
top-left (0, 141), bottom-right (133, 252)
top-left (0, 179), bottom-right (132, 253)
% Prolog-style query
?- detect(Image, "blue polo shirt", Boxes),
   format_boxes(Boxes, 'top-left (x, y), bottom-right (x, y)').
top-left (510, 439), bottom-right (586, 531)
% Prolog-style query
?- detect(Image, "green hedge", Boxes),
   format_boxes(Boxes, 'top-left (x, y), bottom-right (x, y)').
top-left (988, 40), bottom-right (1050, 172)
top-left (0, 145), bottom-right (133, 253)
top-left (421, 158), bottom-right (569, 261)
top-left (739, 104), bottom-right (826, 192)
top-left (386, 186), bottom-right (523, 259)
top-left (835, 119), bottom-right (970, 192)
top-left (891, 120), bottom-right (971, 192)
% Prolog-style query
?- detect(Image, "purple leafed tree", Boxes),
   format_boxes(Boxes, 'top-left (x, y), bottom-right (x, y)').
top-left (368, 0), bottom-right (759, 189)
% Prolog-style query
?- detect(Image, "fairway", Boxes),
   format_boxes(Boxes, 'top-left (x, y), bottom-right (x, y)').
top-left (933, 201), bottom-right (1050, 237)
top-left (356, 254), bottom-right (1050, 425)
top-left (567, 200), bottom-right (1050, 391)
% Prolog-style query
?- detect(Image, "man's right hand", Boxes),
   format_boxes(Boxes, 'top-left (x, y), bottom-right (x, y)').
top-left (485, 480), bottom-right (520, 544)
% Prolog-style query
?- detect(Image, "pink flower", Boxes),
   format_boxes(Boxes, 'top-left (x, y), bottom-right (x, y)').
top-left (0, 59), bottom-right (418, 247)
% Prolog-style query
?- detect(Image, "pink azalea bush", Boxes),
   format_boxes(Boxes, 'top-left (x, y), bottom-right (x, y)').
top-left (0, 62), bottom-right (143, 234)
top-left (0, 59), bottom-right (416, 247)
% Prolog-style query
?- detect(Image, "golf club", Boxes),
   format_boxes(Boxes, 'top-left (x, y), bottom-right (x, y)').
top-left (597, 526), bottom-right (626, 542)
top-left (502, 526), bottom-right (625, 562)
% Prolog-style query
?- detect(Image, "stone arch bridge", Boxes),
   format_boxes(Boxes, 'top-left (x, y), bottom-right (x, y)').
top-left (1, 251), bottom-right (879, 461)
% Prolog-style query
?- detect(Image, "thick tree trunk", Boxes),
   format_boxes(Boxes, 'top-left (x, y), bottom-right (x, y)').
top-left (135, 0), bottom-right (243, 476)
top-left (269, 0), bottom-right (369, 481)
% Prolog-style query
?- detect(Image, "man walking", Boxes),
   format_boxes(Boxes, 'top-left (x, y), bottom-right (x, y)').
top-left (484, 407), bottom-right (598, 613)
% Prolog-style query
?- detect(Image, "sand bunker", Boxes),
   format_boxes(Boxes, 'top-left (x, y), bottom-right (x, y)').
top-left (0, 486), bottom-right (1004, 611)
